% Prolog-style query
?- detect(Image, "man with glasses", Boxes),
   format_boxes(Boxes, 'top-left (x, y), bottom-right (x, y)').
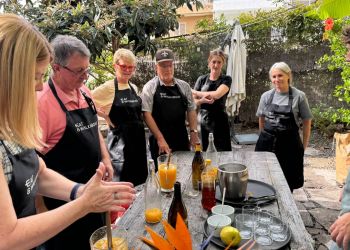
top-left (141, 48), bottom-right (199, 164)
top-left (36, 35), bottom-right (115, 250)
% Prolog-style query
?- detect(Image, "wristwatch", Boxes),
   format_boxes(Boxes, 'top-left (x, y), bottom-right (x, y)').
top-left (190, 129), bottom-right (198, 133)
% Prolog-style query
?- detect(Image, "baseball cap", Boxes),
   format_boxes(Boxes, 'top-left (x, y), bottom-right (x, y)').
top-left (155, 48), bottom-right (174, 63)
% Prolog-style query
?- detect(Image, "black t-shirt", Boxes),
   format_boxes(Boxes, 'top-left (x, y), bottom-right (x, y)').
top-left (194, 74), bottom-right (232, 112)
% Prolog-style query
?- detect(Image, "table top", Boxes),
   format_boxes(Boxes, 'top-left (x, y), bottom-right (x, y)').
top-left (117, 151), bottom-right (314, 250)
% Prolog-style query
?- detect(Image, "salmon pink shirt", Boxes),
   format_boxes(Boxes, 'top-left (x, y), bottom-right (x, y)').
top-left (37, 80), bottom-right (92, 154)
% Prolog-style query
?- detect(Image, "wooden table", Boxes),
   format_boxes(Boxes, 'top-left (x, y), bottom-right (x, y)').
top-left (117, 151), bottom-right (314, 249)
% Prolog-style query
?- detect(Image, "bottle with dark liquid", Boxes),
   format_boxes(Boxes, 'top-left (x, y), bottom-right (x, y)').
top-left (192, 143), bottom-right (205, 191)
top-left (168, 182), bottom-right (188, 228)
top-left (201, 160), bottom-right (216, 211)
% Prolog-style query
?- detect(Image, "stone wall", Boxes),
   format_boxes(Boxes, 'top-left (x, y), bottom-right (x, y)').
top-left (133, 43), bottom-right (343, 125)
top-left (239, 44), bottom-right (342, 124)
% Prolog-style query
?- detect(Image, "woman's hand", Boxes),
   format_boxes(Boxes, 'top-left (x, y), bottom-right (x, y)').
top-left (79, 163), bottom-right (136, 213)
top-left (97, 108), bottom-right (115, 128)
top-left (199, 94), bottom-right (214, 105)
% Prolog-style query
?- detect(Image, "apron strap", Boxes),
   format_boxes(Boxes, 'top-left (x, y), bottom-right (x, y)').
top-left (49, 78), bottom-right (97, 115)
top-left (80, 90), bottom-right (97, 115)
top-left (288, 86), bottom-right (293, 111)
top-left (266, 89), bottom-right (275, 105)
top-left (48, 79), bottom-right (68, 112)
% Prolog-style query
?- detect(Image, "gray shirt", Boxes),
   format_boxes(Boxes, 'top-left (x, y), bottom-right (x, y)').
top-left (141, 76), bottom-right (196, 112)
top-left (256, 86), bottom-right (312, 127)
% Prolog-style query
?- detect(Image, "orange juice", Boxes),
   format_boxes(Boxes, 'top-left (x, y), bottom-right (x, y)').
top-left (93, 237), bottom-right (127, 250)
top-left (158, 163), bottom-right (177, 191)
top-left (145, 208), bottom-right (163, 223)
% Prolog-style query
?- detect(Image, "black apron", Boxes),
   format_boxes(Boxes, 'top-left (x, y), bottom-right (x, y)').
top-left (150, 79), bottom-right (190, 165)
top-left (40, 79), bottom-right (103, 250)
top-left (199, 76), bottom-right (232, 151)
top-left (2, 141), bottom-right (39, 218)
top-left (108, 79), bottom-right (148, 186)
top-left (255, 87), bottom-right (304, 190)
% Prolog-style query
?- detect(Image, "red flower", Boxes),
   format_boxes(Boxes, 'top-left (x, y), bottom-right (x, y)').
top-left (324, 18), bottom-right (334, 31)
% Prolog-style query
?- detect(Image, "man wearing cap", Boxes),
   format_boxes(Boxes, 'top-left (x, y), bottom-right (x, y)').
top-left (141, 48), bottom-right (199, 162)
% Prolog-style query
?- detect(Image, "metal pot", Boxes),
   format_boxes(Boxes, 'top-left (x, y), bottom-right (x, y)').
top-left (218, 163), bottom-right (248, 200)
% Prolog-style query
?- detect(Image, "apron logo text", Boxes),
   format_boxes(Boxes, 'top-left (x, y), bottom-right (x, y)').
top-left (75, 121), bottom-right (98, 132)
top-left (25, 173), bottom-right (38, 195)
top-left (160, 92), bottom-right (180, 99)
top-left (120, 97), bottom-right (138, 104)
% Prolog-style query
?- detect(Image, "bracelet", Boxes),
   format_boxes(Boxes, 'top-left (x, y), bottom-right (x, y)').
top-left (190, 129), bottom-right (198, 133)
top-left (70, 183), bottom-right (82, 201)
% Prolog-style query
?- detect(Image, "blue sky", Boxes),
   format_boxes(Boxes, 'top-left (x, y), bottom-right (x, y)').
top-left (214, 0), bottom-right (279, 11)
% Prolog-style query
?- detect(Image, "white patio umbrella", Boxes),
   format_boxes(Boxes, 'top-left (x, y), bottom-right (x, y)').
top-left (224, 22), bottom-right (247, 117)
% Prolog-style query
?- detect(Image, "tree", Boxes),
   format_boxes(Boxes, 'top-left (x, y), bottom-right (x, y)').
top-left (2, 0), bottom-right (203, 61)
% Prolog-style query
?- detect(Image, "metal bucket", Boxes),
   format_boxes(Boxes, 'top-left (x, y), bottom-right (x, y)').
top-left (218, 163), bottom-right (248, 200)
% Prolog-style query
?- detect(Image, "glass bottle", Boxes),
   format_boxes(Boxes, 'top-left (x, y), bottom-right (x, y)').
top-left (168, 182), bottom-right (188, 228)
top-left (204, 159), bottom-right (218, 180)
top-left (144, 159), bottom-right (162, 224)
top-left (205, 133), bottom-right (218, 169)
top-left (192, 143), bottom-right (205, 191)
top-left (201, 163), bottom-right (216, 211)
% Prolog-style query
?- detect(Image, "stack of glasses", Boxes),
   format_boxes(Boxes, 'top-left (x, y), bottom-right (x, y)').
top-left (234, 205), bottom-right (289, 246)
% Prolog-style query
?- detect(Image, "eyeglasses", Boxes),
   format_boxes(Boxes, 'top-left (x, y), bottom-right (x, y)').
top-left (116, 64), bottom-right (135, 71)
top-left (61, 65), bottom-right (91, 77)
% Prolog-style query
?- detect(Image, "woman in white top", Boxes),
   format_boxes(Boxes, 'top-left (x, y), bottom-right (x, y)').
top-left (92, 49), bottom-right (148, 186)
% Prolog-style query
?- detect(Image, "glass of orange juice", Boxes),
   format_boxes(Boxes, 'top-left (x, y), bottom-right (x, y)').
top-left (89, 225), bottom-right (128, 250)
top-left (157, 154), bottom-right (177, 192)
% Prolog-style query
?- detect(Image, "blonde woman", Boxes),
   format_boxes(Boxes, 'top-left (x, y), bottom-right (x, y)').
top-left (192, 49), bottom-right (232, 151)
top-left (255, 62), bottom-right (312, 192)
top-left (0, 14), bottom-right (135, 249)
top-left (92, 48), bottom-right (148, 186)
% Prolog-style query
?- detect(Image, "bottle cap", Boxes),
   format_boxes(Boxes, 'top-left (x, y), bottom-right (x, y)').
top-left (195, 143), bottom-right (202, 151)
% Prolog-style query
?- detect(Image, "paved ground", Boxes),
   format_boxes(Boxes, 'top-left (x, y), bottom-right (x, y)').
top-left (233, 125), bottom-right (341, 250)
top-left (293, 147), bottom-right (341, 250)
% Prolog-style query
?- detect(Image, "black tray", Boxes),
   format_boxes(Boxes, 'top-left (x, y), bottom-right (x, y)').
top-left (216, 179), bottom-right (276, 206)
top-left (203, 210), bottom-right (291, 249)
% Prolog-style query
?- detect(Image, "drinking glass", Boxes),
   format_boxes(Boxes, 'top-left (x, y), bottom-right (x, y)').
top-left (253, 214), bottom-right (272, 246)
top-left (90, 225), bottom-right (128, 250)
top-left (258, 211), bottom-right (272, 225)
top-left (242, 205), bottom-right (259, 228)
top-left (185, 175), bottom-right (200, 198)
top-left (157, 154), bottom-right (177, 192)
top-left (235, 214), bottom-right (252, 239)
top-left (232, 144), bottom-right (245, 164)
top-left (269, 214), bottom-right (284, 233)
top-left (270, 222), bottom-right (288, 242)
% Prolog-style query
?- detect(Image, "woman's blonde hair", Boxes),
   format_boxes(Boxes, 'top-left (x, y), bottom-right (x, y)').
top-left (0, 14), bottom-right (52, 148)
top-left (208, 48), bottom-right (227, 65)
top-left (113, 48), bottom-right (136, 65)
top-left (269, 62), bottom-right (293, 85)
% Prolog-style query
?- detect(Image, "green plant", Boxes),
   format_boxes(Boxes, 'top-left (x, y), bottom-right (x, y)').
top-left (3, 0), bottom-right (204, 59)
top-left (318, 18), bottom-right (350, 126)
